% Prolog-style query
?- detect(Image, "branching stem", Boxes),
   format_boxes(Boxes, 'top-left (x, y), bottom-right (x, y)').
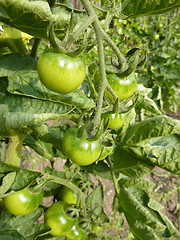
top-left (80, 0), bottom-right (126, 126)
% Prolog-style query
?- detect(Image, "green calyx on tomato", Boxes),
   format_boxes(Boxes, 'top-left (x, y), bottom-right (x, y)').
top-left (4, 187), bottom-right (44, 216)
top-left (62, 126), bottom-right (102, 166)
top-left (106, 72), bottom-right (137, 102)
top-left (103, 112), bottom-right (126, 130)
top-left (44, 201), bottom-right (87, 239)
top-left (37, 49), bottom-right (86, 94)
top-left (98, 142), bottom-right (114, 161)
top-left (61, 186), bottom-right (78, 205)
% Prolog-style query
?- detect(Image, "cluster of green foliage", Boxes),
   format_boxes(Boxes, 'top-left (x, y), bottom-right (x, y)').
top-left (0, 0), bottom-right (180, 239)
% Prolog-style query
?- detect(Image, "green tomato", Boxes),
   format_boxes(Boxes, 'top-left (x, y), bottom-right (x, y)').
top-left (62, 127), bottom-right (102, 166)
top-left (153, 34), bottom-right (160, 40)
top-left (44, 201), bottom-right (76, 237)
top-left (156, 22), bottom-right (163, 30)
top-left (4, 187), bottom-right (44, 216)
top-left (106, 73), bottom-right (137, 102)
top-left (66, 220), bottom-right (88, 240)
top-left (103, 112), bottom-right (126, 130)
top-left (37, 49), bottom-right (86, 94)
top-left (92, 224), bottom-right (102, 232)
top-left (61, 186), bottom-right (77, 205)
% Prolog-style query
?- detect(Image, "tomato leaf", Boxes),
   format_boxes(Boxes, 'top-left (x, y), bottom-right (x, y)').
top-left (136, 84), bottom-right (162, 115)
top-left (82, 161), bottom-right (112, 180)
top-left (117, 115), bottom-right (180, 175)
top-left (0, 229), bottom-right (25, 240)
top-left (118, 187), bottom-right (180, 239)
top-left (111, 145), bottom-right (154, 178)
top-left (86, 183), bottom-right (104, 215)
top-left (120, 115), bottom-right (180, 145)
top-left (0, 172), bottom-right (16, 197)
top-left (0, 162), bottom-right (41, 193)
top-left (119, 177), bottom-right (155, 189)
top-left (0, 208), bottom-right (49, 240)
top-left (121, 0), bottom-right (180, 17)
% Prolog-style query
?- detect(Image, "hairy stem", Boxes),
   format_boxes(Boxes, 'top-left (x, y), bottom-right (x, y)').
top-left (30, 38), bottom-right (41, 58)
top-left (67, 14), bottom-right (95, 47)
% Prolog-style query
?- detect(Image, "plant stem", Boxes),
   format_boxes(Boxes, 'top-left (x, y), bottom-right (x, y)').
top-left (80, 0), bottom-right (126, 126)
top-left (30, 38), bottom-right (41, 58)
top-left (80, 0), bottom-right (108, 126)
top-left (67, 14), bottom-right (95, 47)
top-left (5, 130), bottom-right (25, 167)
top-left (101, 29), bottom-right (126, 70)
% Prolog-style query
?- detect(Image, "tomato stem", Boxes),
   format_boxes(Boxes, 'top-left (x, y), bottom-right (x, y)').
top-left (80, 0), bottom-right (126, 126)
top-left (67, 14), bottom-right (95, 47)
top-left (30, 38), bottom-right (41, 58)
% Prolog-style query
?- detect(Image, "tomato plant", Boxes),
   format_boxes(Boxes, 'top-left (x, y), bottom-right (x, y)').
top-left (105, 73), bottom-right (137, 102)
top-left (37, 49), bottom-right (86, 94)
top-left (4, 187), bottom-right (44, 216)
top-left (62, 127), bottom-right (102, 166)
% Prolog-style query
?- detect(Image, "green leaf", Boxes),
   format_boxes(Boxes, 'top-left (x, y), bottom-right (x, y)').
top-left (0, 161), bottom-right (41, 192)
top-left (119, 177), bottom-right (155, 189)
top-left (0, 172), bottom-right (16, 197)
top-left (120, 115), bottom-right (180, 145)
top-left (146, 134), bottom-right (180, 174)
top-left (111, 145), bottom-right (154, 178)
top-left (0, 0), bottom-right (65, 39)
top-left (0, 229), bottom-right (25, 240)
top-left (0, 208), bottom-right (48, 240)
top-left (121, 0), bottom-right (180, 17)
top-left (24, 134), bottom-right (65, 160)
top-left (125, 213), bottom-right (162, 240)
top-left (82, 161), bottom-right (112, 180)
top-left (86, 184), bottom-right (104, 215)
top-left (136, 84), bottom-right (162, 115)
top-left (118, 187), bottom-right (180, 239)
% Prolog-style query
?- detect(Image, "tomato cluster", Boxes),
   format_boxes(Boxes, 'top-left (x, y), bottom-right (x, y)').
top-left (3, 186), bottom-right (88, 239)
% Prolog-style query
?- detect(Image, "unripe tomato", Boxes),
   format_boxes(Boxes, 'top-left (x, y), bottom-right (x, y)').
top-left (103, 112), bottom-right (126, 130)
top-left (37, 49), bottom-right (86, 94)
top-left (67, 220), bottom-right (88, 240)
top-left (153, 34), bottom-right (160, 40)
top-left (106, 72), bottom-right (137, 102)
top-left (4, 187), bottom-right (44, 216)
top-left (62, 127), bottom-right (102, 166)
top-left (44, 201), bottom-right (76, 237)
top-left (61, 186), bottom-right (77, 205)
top-left (156, 22), bottom-right (163, 30)
top-left (45, 201), bottom-right (87, 239)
